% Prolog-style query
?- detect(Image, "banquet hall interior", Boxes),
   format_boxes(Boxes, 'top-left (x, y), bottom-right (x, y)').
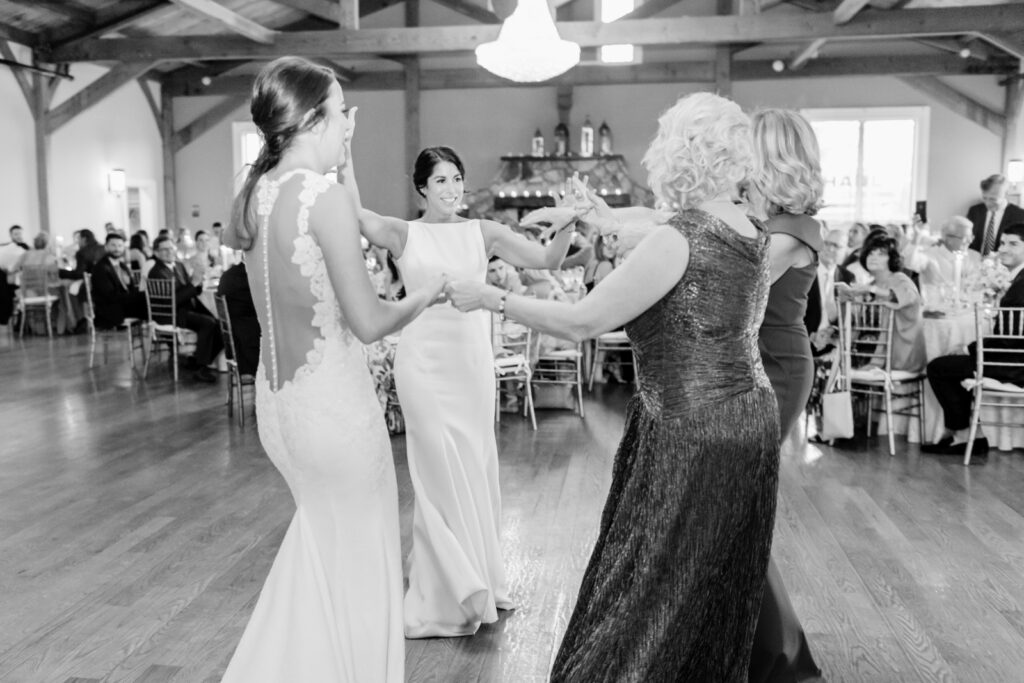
top-left (2, 0), bottom-right (1024, 680)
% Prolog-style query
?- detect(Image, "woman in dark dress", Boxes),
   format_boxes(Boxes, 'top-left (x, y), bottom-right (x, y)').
top-left (447, 92), bottom-right (780, 682)
top-left (748, 108), bottom-right (825, 683)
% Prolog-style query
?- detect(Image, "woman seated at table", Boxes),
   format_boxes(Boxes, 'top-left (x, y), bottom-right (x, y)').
top-left (185, 230), bottom-right (220, 281)
top-left (128, 231), bottom-right (152, 273)
top-left (13, 232), bottom-right (60, 276)
top-left (837, 236), bottom-right (927, 372)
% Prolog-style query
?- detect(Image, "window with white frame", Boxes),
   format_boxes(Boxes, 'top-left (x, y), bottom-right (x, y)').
top-left (598, 0), bottom-right (640, 64)
top-left (233, 121), bottom-right (262, 194)
top-left (801, 107), bottom-right (929, 226)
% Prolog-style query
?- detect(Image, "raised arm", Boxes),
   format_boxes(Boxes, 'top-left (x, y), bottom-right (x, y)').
top-left (312, 184), bottom-right (443, 343)
top-left (481, 211), bottom-right (576, 271)
top-left (334, 107), bottom-right (409, 256)
top-left (447, 225), bottom-right (688, 342)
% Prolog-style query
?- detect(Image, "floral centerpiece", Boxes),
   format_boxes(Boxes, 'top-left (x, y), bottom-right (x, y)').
top-left (967, 257), bottom-right (1013, 307)
top-left (364, 336), bottom-right (404, 434)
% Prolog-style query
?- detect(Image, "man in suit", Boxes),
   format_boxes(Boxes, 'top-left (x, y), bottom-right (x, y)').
top-left (149, 235), bottom-right (222, 383)
top-left (216, 262), bottom-right (260, 378)
top-left (967, 174), bottom-right (1024, 257)
top-left (91, 233), bottom-right (147, 329)
top-left (807, 229), bottom-right (855, 347)
top-left (924, 222), bottom-right (1024, 458)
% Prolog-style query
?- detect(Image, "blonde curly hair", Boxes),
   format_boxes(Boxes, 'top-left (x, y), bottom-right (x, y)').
top-left (642, 92), bottom-right (753, 211)
top-left (749, 109), bottom-right (823, 217)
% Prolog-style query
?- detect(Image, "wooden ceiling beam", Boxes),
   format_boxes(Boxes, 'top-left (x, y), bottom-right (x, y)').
top-left (48, 1), bottom-right (169, 47)
top-left (899, 74), bottom-right (1005, 136)
top-left (43, 6), bottom-right (1024, 63)
top-left (978, 31), bottom-right (1024, 61)
top-left (618, 0), bottom-right (684, 21)
top-left (45, 62), bottom-right (158, 134)
top-left (172, 95), bottom-right (248, 151)
top-left (168, 0), bottom-right (278, 44)
top-left (430, 0), bottom-right (500, 24)
top-left (6, 0), bottom-right (96, 26)
top-left (269, 0), bottom-right (402, 23)
top-left (165, 53), bottom-right (1013, 96)
top-left (0, 40), bottom-right (34, 110)
top-left (789, 37), bottom-right (827, 70)
top-left (0, 20), bottom-right (38, 48)
top-left (833, 0), bottom-right (872, 25)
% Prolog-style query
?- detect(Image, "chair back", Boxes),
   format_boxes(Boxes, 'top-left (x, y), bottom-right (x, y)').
top-left (82, 272), bottom-right (96, 330)
top-left (974, 305), bottom-right (1024, 385)
top-left (492, 314), bottom-right (532, 377)
top-left (19, 264), bottom-right (55, 299)
top-left (839, 299), bottom-right (895, 374)
top-left (145, 278), bottom-right (177, 328)
top-left (214, 294), bottom-right (238, 364)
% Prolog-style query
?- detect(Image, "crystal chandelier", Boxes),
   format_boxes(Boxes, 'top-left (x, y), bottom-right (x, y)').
top-left (475, 0), bottom-right (581, 83)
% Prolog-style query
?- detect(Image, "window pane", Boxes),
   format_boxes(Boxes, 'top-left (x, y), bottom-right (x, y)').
top-left (242, 131), bottom-right (263, 167)
top-left (811, 120), bottom-right (860, 225)
top-left (600, 44), bottom-right (635, 63)
top-left (861, 119), bottom-right (915, 223)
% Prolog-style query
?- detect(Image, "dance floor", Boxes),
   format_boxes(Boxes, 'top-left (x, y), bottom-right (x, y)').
top-left (2, 331), bottom-right (1024, 682)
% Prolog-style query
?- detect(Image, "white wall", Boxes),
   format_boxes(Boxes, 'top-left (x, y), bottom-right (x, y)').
top-left (0, 59), bottom-right (164, 246)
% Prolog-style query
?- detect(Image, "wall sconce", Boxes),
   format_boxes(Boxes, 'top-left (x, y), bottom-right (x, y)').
top-left (1008, 159), bottom-right (1024, 184)
top-left (107, 168), bottom-right (126, 193)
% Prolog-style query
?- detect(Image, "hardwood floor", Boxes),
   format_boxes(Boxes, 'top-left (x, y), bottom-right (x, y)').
top-left (2, 330), bottom-right (1024, 682)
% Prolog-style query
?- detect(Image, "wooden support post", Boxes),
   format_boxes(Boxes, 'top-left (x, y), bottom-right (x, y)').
top-left (32, 74), bottom-right (51, 235)
top-left (900, 75), bottom-right (1006, 137)
top-left (339, 0), bottom-right (359, 29)
top-left (405, 0), bottom-right (420, 219)
top-left (160, 88), bottom-right (178, 232)
top-left (1003, 72), bottom-right (1024, 201)
top-left (715, 0), bottom-right (734, 97)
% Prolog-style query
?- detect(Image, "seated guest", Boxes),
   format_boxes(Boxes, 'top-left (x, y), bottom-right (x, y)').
top-left (128, 231), bottom-right (152, 272)
top-left (924, 223), bottom-right (1024, 457)
top-left (841, 221), bottom-right (873, 269)
top-left (149, 235), bottom-right (223, 383)
top-left (185, 230), bottom-right (219, 281)
top-left (486, 256), bottom-right (525, 294)
top-left (907, 215), bottom-right (981, 291)
top-left (216, 262), bottom-right (259, 378)
top-left (808, 228), bottom-right (855, 353)
top-left (13, 232), bottom-right (60, 276)
top-left (837, 236), bottom-right (926, 372)
top-left (967, 174), bottom-right (1024, 257)
top-left (583, 234), bottom-right (617, 292)
top-left (91, 233), bottom-right (148, 329)
top-left (59, 229), bottom-right (106, 281)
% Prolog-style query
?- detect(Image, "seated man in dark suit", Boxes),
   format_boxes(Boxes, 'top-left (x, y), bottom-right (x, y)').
top-left (924, 222), bottom-right (1024, 457)
top-left (148, 235), bottom-right (223, 383)
top-left (966, 174), bottom-right (1024, 257)
top-left (91, 233), bottom-right (148, 328)
top-left (216, 262), bottom-right (260, 378)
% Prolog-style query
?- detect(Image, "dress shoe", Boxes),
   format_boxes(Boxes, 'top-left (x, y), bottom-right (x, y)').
top-left (920, 437), bottom-right (953, 454)
top-left (194, 367), bottom-right (218, 383)
top-left (947, 438), bottom-right (989, 459)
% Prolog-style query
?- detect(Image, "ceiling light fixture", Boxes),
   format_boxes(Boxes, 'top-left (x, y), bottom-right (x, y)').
top-left (475, 0), bottom-right (580, 83)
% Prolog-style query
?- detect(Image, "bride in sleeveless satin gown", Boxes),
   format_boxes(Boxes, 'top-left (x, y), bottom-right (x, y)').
top-left (220, 58), bottom-right (443, 682)
top-left (349, 146), bottom-right (581, 638)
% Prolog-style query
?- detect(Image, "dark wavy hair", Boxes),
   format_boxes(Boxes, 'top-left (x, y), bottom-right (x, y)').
top-left (413, 146), bottom-right (465, 198)
top-left (859, 236), bottom-right (902, 273)
top-left (230, 57), bottom-right (337, 251)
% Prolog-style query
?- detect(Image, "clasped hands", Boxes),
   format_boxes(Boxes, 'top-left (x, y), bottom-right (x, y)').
top-left (426, 275), bottom-right (494, 313)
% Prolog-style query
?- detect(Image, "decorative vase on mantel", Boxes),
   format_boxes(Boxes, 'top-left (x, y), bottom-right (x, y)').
top-left (554, 122), bottom-right (569, 156)
top-left (531, 128), bottom-right (545, 156)
top-left (598, 120), bottom-right (613, 154)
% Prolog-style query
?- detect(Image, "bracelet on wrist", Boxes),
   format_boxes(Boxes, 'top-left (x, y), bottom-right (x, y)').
top-left (498, 291), bottom-right (509, 321)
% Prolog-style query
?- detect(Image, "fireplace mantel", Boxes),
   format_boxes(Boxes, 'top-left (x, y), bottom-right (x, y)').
top-left (467, 153), bottom-right (653, 224)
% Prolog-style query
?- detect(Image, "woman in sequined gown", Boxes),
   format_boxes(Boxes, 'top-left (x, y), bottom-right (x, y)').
top-left (448, 92), bottom-right (780, 682)
top-left (748, 109), bottom-right (824, 683)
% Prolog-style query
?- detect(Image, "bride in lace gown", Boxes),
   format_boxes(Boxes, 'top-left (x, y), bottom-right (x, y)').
top-left (220, 57), bottom-right (445, 683)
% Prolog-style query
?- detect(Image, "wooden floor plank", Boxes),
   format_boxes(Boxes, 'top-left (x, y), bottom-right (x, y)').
top-left (2, 333), bottom-right (1024, 681)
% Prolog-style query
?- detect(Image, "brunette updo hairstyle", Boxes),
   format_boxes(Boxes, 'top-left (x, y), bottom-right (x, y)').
top-left (230, 56), bottom-right (337, 250)
top-left (413, 146), bottom-right (465, 198)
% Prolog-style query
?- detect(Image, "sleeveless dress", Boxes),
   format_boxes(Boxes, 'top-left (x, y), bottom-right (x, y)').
top-left (221, 170), bottom-right (404, 682)
top-left (751, 215), bottom-right (823, 683)
top-left (394, 220), bottom-right (513, 638)
top-left (550, 210), bottom-right (781, 682)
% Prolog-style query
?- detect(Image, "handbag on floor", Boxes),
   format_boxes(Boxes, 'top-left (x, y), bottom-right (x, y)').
top-left (819, 356), bottom-right (853, 441)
